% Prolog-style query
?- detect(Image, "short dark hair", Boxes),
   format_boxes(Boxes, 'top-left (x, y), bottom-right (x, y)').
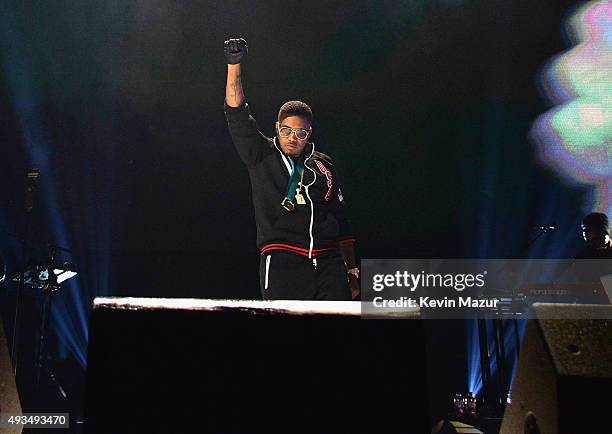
top-left (582, 212), bottom-right (610, 234)
top-left (278, 100), bottom-right (313, 125)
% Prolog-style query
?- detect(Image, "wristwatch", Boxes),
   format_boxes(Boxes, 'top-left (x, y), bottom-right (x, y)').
top-left (347, 267), bottom-right (360, 279)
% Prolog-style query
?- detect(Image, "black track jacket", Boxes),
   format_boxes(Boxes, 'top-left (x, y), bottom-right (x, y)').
top-left (225, 101), bottom-right (355, 258)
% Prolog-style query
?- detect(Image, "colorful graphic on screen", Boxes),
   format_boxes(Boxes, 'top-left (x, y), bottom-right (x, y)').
top-left (532, 0), bottom-right (611, 216)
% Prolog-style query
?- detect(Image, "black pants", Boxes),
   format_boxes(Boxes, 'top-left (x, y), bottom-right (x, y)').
top-left (259, 251), bottom-right (351, 300)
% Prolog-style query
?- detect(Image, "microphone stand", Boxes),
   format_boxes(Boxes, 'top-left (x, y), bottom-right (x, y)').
top-left (11, 168), bottom-right (40, 377)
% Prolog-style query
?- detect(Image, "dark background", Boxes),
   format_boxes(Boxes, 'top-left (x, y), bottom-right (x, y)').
top-left (0, 0), bottom-right (592, 427)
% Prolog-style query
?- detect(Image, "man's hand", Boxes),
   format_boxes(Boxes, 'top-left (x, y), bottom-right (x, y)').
top-left (348, 275), bottom-right (360, 300)
top-left (225, 39), bottom-right (246, 107)
top-left (224, 38), bottom-right (248, 65)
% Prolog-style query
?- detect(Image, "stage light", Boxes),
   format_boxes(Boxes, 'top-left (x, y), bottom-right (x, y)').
top-left (452, 391), bottom-right (479, 421)
top-left (13, 260), bottom-right (77, 292)
top-left (453, 392), bottom-right (465, 416)
top-left (465, 392), bottom-right (477, 417)
top-left (1, 6), bottom-right (101, 370)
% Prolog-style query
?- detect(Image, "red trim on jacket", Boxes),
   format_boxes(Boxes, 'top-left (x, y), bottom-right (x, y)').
top-left (261, 243), bottom-right (338, 257)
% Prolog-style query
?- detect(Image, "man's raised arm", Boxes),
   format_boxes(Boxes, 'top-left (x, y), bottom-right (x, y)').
top-left (223, 38), bottom-right (270, 166)
top-left (224, 38), bottom-right (247, 107)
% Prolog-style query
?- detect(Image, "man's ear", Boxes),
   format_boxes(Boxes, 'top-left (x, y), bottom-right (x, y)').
top-left (308, 126), bottom-right (312, 139)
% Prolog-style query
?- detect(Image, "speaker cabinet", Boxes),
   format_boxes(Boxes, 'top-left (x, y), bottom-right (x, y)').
top-left (85, 298), bottom-right (426, 433)
top-left (0, 313), bottom-right (22, 434)
top-left (501, 304), bottom-right (612, 434)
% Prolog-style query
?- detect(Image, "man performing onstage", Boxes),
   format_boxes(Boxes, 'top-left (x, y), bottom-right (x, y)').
top-left (223, 38), bottom-right (359, 300)
top-left (572, 212), bottom-right (612, 304)
top-left (576, 212), bottom-right (612, 258)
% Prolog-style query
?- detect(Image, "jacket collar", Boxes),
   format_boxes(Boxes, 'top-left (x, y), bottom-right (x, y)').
top-left (273, 137), bottom-right (315, 175)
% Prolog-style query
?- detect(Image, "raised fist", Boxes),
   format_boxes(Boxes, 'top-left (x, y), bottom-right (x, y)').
top-left (224, 38), bottom-right (248, 65)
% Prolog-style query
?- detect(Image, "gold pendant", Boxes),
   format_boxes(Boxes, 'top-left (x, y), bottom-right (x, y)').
top-left (296, 193), bottom-right (306, 205)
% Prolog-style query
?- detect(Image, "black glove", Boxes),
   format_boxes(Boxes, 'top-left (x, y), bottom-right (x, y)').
top-left (224, 38), bottom-right (248, 64)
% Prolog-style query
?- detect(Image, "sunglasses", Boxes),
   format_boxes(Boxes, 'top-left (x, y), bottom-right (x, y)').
top-left (277, 125), bottom-right (310, 140)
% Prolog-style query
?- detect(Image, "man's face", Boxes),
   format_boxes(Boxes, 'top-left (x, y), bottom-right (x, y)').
top-left (582, 226), bottom-right (610, 248)
top-left (276, 115), bottom-right (311, 157)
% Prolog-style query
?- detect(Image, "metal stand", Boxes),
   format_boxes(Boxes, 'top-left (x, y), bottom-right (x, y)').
top-left (7, 169), bottom-right (74, 399)
top-left (11, 168), bottom-right (40, 376)
top-left (34, 246), bottom-right (67, 398)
